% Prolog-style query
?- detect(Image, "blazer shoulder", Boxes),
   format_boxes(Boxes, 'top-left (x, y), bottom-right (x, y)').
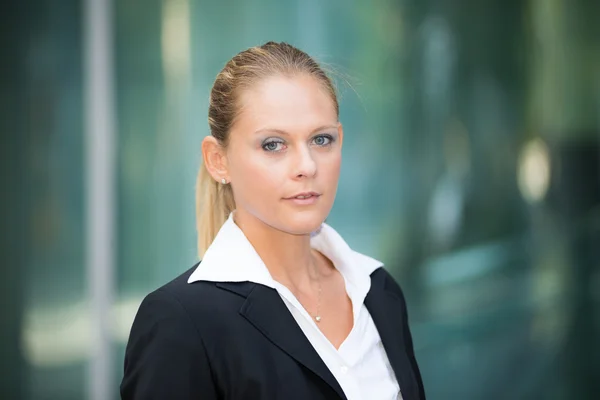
top-left (154, 262), bottom-right (220, 301)
top-left (369, 266), bottom-right (408, 302)
top-left (133, 264), bottom-right (213, 323)
top-left (140, 262), bottom-right (248, 324)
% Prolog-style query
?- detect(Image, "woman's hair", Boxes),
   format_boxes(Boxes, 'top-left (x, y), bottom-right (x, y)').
top-left (196, 41), bottom-right (339, 259)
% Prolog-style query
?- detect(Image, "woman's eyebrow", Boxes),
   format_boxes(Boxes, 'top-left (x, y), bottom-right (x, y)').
top-left (253, 125), bottom-right (338, 136)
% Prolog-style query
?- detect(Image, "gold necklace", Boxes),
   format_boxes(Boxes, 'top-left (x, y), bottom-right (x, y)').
top-left (312, 255), bottom-right (322, 323)
top-left (314, 277), bottom-right (322, 323)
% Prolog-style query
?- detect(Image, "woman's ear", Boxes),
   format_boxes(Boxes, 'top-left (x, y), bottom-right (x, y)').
top-left (201, 136), bottom-right (229, 182)
top-left (337, 122), bottom-right (344, 149)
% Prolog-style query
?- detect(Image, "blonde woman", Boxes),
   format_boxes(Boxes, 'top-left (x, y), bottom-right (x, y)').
top-left (121, 42), bottom-right (425, 400)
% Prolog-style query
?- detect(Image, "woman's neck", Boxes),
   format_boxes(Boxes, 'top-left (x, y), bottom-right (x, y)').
top-left (233, 210), bottom-right (321, 289)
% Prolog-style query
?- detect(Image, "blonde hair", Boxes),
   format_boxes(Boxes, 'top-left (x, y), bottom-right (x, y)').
top-left (196, 41), bottom-right (339, 259)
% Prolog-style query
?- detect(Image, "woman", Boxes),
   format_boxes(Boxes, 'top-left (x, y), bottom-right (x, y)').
top-left (121, 42), bottom-right (425, 400)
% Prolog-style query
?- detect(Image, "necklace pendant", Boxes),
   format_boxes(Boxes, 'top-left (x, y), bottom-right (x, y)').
top-left (315, 316), bottom-right (321, 322)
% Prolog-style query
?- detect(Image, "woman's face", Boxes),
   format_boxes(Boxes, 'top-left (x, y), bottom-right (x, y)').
top-left (226, 74), bottom-right (343, 235)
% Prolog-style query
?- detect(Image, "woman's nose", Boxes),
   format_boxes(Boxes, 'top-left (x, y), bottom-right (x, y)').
top-left (293, 147), bottom-right (317, 179)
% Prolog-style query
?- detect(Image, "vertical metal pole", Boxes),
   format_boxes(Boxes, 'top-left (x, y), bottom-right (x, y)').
top-left (84, 0), bottom-right (116, 399)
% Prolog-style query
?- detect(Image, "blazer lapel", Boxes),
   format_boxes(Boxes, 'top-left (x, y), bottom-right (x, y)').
top-left (219, 282), bottom-right (347, 400)
top-left (365, 273), bottom-right (419, 400)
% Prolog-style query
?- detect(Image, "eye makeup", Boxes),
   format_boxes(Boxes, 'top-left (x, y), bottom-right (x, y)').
top-left (261, 133), bottom-right (337, 153)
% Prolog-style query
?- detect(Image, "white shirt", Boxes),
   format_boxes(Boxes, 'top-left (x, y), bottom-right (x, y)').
top-left (188, 213), bottom-right (402, 400)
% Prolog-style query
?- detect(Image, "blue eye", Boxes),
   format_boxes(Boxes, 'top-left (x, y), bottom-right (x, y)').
top-left (262, 139), bottom-right (285, 152)
top-left (312, 134), bottom-right (334, 146)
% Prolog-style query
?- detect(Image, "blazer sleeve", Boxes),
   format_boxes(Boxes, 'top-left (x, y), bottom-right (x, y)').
top-left (120, 288), bottom-right (219, 400)
top-left (400, 287), bottom-right (426, 399)
top-left (385, 271), bottom-right (426, 400)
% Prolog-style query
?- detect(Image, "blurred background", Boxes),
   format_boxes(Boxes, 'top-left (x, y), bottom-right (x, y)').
top-left (2, 0), bottom-right (599, 399)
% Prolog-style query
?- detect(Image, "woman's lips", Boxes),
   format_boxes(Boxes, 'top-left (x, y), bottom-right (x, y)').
top-left (284, 192), bottom-right (321, 205)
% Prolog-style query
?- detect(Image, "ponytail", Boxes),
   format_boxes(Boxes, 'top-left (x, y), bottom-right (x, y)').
top-left (195, 160), bottom-right (235, 259)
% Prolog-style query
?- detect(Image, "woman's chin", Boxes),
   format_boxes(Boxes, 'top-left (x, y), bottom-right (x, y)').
top-left (281, 214), bottom-right (326, 236)
top-left (250, 206), bottom-right (330, 236)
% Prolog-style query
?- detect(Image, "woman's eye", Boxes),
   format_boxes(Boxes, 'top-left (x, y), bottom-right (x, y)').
top-left (312, 134), bottom-right (333, 146)
top-left (262, 140), bottom-right (285, 152)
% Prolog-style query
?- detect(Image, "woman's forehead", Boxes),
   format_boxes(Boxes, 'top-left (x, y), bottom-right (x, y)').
top-left (235, 75), bottom-right (338, 131)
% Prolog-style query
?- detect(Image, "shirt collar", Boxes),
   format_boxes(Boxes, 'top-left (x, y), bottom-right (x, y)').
top-left (188, 212), bottom-right (383, 298)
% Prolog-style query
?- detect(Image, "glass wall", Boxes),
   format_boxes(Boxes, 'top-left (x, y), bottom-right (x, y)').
top-left (2, 0), bottom-right (599, 399)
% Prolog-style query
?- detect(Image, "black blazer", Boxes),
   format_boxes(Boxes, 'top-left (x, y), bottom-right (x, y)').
top-left (120, 264), bottom-right (425, 400)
